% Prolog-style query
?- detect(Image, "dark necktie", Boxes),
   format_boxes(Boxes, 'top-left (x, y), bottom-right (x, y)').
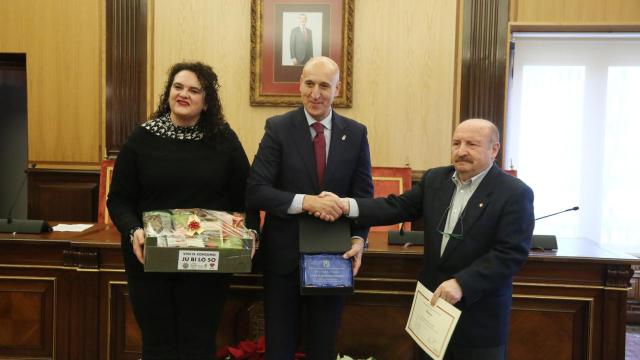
top-left (311, 122), bottom-right (326, 188)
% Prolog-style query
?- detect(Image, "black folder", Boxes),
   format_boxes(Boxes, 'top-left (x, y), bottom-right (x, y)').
top-left (298, 215), bottom-right (351, 253)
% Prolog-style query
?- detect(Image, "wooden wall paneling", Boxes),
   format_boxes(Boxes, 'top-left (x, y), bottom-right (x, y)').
top-left (603, 264), bottom-right (635, 359)
top-left (0, 0), bottom-right (102, 165)
top-left (338, 0), bottom-right (459, 171)
top-left (628, 265), bottom-right (640, 323)
top-left (0, 3), bottom-right (27, 52)
top-left (512, 257), bottom-right (639, 359)
top-left (218, 270), bottom-right (422, 359)
top-left (603, 288), bottom-right (628, 359)
top-left (510, 0), bottom-right (640, 23)
top-left (0, 0), bottom-right (102, 166)
top-left (510, 294), bottom-right (591, 360)
top-left (64, 268), bottom-right (100, 359)
top-left (0, 243), bottom-right (67, 269)
top-left (338, 293), bottom-right (417, 359)
top-left (101, 279), bottom-right (141, 360)
top-left (106, 0), bottom-right (148, 157)
top-left (152, 0), bottom-right (458, 171)
top-left (146, 0), bottom-right (155, 117)
top-left (1, 242), bottom-right (112, 359)
top-left (94, 249), bottom-right (424, 358)
top-left (338, 252), bottom-right (421, 358)
top-left (1, 230), bottom-right (638, 359)
top-left (28, 169), bottom-right (100, 222)
top-left (460, 0), bottom-right (509, 165)
top-left (0, 276), bottom-right (56, 358)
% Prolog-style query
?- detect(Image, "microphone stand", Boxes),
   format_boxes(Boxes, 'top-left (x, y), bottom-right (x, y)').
top-left (0, 164), bottom-right (51, 234)
top-left (535, 206), bottom-right (579, 221)
top-left (388, 222), bottom-right (424, 246)
top-left (531, 206), bottom-right (580, 251)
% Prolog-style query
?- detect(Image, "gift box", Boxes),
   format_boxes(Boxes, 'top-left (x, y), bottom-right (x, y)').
top-left (142, 209), bottom-right (253, 273)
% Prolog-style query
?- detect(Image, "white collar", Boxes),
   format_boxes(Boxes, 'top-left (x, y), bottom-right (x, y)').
top-left (304, 109), bottom-right (332, 131)
top-left (452, 163), bottom-right (493, 186)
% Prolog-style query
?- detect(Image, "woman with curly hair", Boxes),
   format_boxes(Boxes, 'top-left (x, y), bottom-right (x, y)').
top-left (108, 61), bottom-right (249, 359)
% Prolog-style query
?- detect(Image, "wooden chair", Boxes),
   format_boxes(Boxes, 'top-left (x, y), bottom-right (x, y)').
top-left (98, 159), bottom-right (115, 224)
top-left (370, 166), bottom-right (412, 232)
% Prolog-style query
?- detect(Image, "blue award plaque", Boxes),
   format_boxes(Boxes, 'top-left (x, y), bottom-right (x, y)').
top-left (298, 216), bottom-right (354, 295)
top-left (300, 254), bottom-right (353, 295)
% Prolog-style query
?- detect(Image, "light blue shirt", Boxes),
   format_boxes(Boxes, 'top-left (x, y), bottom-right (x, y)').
top-left (440, 164), bottom-right (492, 255)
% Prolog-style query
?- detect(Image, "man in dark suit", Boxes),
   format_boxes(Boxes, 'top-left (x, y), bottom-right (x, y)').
top-left (246, 56), bottom-right (373, 360)
top-left (290, 14), bottom-right (313, 66)
top-left (322, 119), bottom-right (534, 360)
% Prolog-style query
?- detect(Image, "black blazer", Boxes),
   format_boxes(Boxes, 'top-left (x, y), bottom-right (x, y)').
top-left (247, 107), bottom-right (373, 274)
top-left (290, 27), bottom-right (313, 64)
top-left (355, 164), bottom-right (534, 347)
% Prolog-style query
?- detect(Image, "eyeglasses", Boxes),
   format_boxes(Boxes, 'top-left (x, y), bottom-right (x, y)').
top-left (436, 205), bottom-right (465, 239)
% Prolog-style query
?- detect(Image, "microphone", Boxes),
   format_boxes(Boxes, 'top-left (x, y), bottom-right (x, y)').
top-left (531, 206), bottom-right (579, 251)
top-left (535, 206), bottom-right (579, 221)
top-left (6, 163), bottom-right (35, 224)
top-left (388, 222), bottom-right (424, 246)
top-left (0, 164), bottom-right (51, 234)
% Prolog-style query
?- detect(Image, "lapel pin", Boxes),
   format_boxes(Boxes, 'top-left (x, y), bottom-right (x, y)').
top-left (479, 203), bottom-right (484, 208)
top-left (341, 135), bottom-right (346, 141)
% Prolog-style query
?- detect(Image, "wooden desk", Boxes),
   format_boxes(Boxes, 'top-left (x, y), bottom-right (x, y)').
top-left (0, 227), bottom-right (637, 359)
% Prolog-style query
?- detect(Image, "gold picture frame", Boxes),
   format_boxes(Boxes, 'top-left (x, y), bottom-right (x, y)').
top-left (250, 0), bottom-right (354, 107)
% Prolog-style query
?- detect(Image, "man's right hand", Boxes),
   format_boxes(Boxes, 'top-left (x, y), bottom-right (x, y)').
top-left (318, 191), bottom-right (349, 217)
top-left (431, 279), bottom-right (463, 306)
top-left (302, 194), bottom-right (344, 222)
top-left (131, 229), bottom-right (146, 264)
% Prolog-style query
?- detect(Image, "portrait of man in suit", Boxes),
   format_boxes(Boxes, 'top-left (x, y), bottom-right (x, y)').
top-left (246, 56), bottom-right (373, 359)
top-left (320, 119), bottom-right (535, 360)
top-left (289, 13), bottom-right (314, 66)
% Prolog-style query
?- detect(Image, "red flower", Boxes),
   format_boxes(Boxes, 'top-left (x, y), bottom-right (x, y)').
top-left (217, 336), bottom-right (264, 360)
top-left (188, 220), bottom-right (200, 231)
top-left (217, 336), bottom-right (305, 359)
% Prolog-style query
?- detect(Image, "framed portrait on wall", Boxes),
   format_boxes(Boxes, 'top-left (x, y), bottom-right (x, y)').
top-left (250, 0), bottom-right (354, 107)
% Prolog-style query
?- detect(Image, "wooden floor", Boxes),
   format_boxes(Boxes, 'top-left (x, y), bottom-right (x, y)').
top-left (627, 325), bottom-right (640, 360)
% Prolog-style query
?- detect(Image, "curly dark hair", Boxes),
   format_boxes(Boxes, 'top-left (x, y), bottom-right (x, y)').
top-left (151, 61), bottom-right (226, 136)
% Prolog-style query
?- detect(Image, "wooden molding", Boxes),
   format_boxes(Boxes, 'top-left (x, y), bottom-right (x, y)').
top-left (460, 0), bottom-right (509, 165)
top-left (105, 0), bottom-right (148, 158)
top-left (28, 169), bottom-right (100, 222)
top-left (0, 276), bottom-right (56, 358)
top-left (509, 22), bottom-right (640, 32)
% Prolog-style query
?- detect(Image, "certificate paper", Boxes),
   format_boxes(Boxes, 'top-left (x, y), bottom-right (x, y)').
top-left (405, 282), bottom-right (461, 360)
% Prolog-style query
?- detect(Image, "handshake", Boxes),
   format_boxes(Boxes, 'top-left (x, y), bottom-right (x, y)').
top-left (302, 191), bottom-right (350, 222)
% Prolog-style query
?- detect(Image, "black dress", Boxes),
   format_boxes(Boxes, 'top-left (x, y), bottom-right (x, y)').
top-left (107, 115), bottom-right (250, 359)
